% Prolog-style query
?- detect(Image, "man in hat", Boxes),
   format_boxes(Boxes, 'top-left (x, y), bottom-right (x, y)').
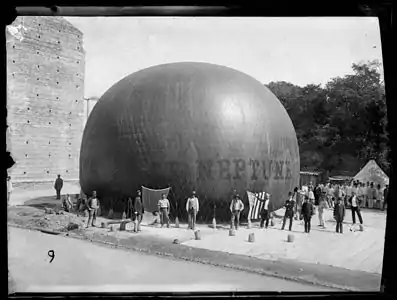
top-left (86, 190), bottom-right (100, 228)
top-left (292, 187), bottom-right (301, 220)
top-left (7, 176), bottom-right (13, 205)
top-left (348, 191), bottom-right (363, 225)
top-left (54, 174), bottom-right (63, 200)
top-left (281, 192), bottom-right (295, 231)
top-left (326, 183), bottom-right (334, 208)
top-left (367, 182), bottom-right (376, 209)
top-left (186, 190), bottom-right (199, 230)
top-left (260, 193), bottom-right (271, 229)
top-left (158, 193), bottom-right (170, 228)
top-left (301, 195), bottom-right (315, 233)
top-left (318, 191), bottom-right (329, 228)
top-left (230, 193), bottom-right (244, 230)
top-left (383, 184), bottom-right (389, 211)
top-left (132, 190), bottom-right (144, 231)
top-left (333, 197), bottom-right (345, 234)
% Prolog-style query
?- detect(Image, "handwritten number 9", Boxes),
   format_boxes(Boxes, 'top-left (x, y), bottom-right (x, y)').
top-left (48, 250), bottom-right (55, 263)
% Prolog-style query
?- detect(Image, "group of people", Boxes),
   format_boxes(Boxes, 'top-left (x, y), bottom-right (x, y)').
top-left (279, 179), bottom-right (389, 235)
top-left (309, 181), bottom-right (388, 211)
top-left (49, 173), bottom-right (389, 235)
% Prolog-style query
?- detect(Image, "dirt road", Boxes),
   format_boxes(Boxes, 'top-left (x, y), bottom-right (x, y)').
top-left (8, 227), bottom-right (333, 293)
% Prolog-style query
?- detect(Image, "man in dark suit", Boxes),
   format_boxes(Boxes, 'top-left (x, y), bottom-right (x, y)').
top-left (301, 195), bottom-right (314, 233)
top-left (334, 197), bottom-right (346, 233)
top-left (260, 193), bottom-right (271, 229)
top-left (383, 185), bottom-right (388, 211)
top-left (281, 192), bottom-right (295, 231)
top-left (133, 190), bottom-right (144, 232)
top-left (54, 174), bottom-right (63, 200)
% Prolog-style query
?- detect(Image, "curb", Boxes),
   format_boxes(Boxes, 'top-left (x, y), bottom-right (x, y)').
top-left (8, 222), bottom-right (363, 291)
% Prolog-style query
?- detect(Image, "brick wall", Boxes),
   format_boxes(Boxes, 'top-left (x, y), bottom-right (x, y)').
top-left (6, 16), bottom-right (85, 182)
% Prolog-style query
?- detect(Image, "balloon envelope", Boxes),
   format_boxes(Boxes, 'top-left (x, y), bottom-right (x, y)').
top-left (80, 62), bottom-right (300, 221)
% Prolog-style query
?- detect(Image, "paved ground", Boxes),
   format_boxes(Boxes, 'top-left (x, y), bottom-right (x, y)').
top-left (182, 209), bottom-right (386, 275)
top-left (8, 227), bottom-right (331, 293)
top-left (103, 207), bottom-right (385, 274)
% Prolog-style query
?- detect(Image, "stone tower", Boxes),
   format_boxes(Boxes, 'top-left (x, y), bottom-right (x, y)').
top-left (6, 16), bottom-right (85, 182)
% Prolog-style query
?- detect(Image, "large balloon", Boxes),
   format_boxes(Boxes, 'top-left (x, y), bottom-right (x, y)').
top-left (80, 62), bottom-right (300, 221)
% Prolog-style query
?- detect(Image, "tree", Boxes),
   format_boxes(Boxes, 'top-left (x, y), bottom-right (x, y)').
top-left (267, 59), bottom-right (389, 175)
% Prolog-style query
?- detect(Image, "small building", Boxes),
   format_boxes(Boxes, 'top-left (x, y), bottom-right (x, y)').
top-left (299, 168), bottom-right (325, 187)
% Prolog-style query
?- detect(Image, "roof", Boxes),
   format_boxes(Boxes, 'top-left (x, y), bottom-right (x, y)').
top-left (300, 171), bottom-right (321, 176)
top-left (300, 166), bottom-right (324, 176)
top-left (353, 160), bottom-right (389, 186)
top-left (329, 176), bottom-right (353, 181)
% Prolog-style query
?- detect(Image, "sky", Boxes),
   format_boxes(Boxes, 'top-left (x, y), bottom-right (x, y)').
top-left (65, 17), bottom-right (383, 99)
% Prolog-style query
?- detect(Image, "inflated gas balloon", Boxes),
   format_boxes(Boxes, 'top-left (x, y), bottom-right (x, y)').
top-left (80, 62), bottom-right (300, 221)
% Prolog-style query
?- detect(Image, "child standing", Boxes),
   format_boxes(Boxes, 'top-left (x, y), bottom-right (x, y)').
top-left (334, 197), bottom-right (345, 234)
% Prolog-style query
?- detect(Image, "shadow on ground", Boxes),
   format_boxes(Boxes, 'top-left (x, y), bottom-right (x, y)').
top-left (24, 196), bottom-right (61, 210)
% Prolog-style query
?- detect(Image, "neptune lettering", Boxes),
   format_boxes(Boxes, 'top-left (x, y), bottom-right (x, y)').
top-left (152, 158), bottom-right (294, 182)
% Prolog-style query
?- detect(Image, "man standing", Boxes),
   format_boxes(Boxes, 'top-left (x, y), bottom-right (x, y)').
top-left (7, 176), bottom-right (13, 205)
top-left (326, 183), bottom-right (334, 208)
top-left (158, 193), bottom-right (170, 228)
top-left (126, 196), bottom-right (134, 220)
top-left (186, 191), bottom-right (199, 230)
top-left (133, 190), bottom-right (145, 232)
top-left (346, 182), bottom-right (352, 208)
top-left (54, 174), bottom-right (63, 200)
top-left (314, 184), bottom-right (322, 206)
top-left (301, 195), bottom-right (314, 233)
top-left (376, 184), bottom-right (383, 210)
top-left (260, 193), bottom-right (271, 229)
top-left (318, 192), bottom-right (329, 228)
top-left (230, 193), bottom-right (244, 230)
top-left (86, 190), bottom-right (100, 228)
top-left (281, 192), bottom-right (295, 231)
top-left (348, 191), bottom-right (363, 225)
top-left (334, 197), bottom-right (345, 234)
top-left (292, 187), bottom-right (300, 220)
top-left (368, 182), bottom-right (376, 209)
top-left (383, 185), bottom-right (389, 211)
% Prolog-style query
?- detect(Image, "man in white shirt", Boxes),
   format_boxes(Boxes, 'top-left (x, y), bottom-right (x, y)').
top-left (349, 191), bottom-right (363, 225)
top-left (186, 191), bottom-right (199, 230)
top-left (7, 176), bottom-right (13, 205)
top-left (158, 194), bottom-right (170, 228)
top-left (230, 193), bottom-right (244, 230)
top-left (260, 193), bottom-right (271, 229)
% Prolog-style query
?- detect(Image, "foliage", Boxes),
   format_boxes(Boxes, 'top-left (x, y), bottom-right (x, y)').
top-left (266, 59), bottom-right (389, 175)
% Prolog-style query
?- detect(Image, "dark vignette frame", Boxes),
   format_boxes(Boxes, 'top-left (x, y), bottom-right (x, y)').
top-left (4, 2), bottom-right (396, 299)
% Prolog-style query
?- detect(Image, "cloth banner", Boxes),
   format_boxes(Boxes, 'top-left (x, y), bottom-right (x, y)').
top-left (142, 186), bottom-right (171, 213)
top-left (247, 191), bottom-right (267, 221)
